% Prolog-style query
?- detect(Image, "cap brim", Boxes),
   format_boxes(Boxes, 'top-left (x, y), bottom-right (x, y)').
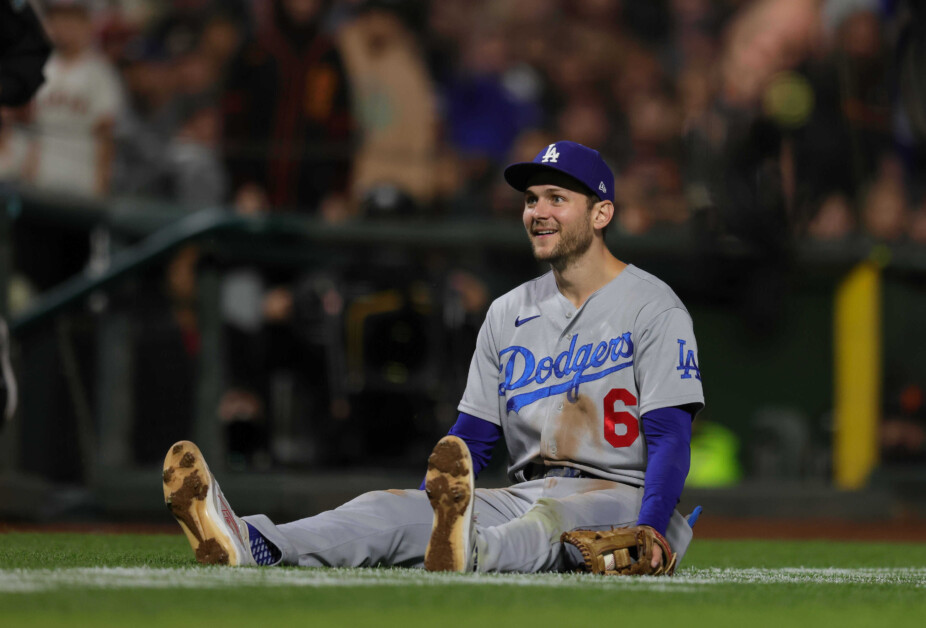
top-left (503, 162), bottom-right (568, 192)
top-left (504, 161), bottom-right (593, 194)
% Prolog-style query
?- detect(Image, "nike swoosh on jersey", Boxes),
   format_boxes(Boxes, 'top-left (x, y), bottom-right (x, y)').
top-left (514, 314), bottom-right (541, 327)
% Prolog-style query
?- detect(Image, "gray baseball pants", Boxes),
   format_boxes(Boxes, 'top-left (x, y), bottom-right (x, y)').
top-left (244, 476), bottom-right (694, 572)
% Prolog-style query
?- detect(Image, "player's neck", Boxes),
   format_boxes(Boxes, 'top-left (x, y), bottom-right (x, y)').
top-left (551, 247), bottom-right (626, 309)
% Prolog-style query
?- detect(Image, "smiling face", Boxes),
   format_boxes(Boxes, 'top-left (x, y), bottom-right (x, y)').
top-left (523, 183), bottom-right (597, 270)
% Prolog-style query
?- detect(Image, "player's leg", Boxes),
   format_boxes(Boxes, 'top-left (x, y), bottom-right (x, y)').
top-left (163, 439), bottom-right (533, 568)
top-left (246, 488), bottom-right (434, 567)
top-left (244, 481), bottom-right (533, 568)
top-left (476, 478), bottom-right (693, 573)
top-left (162, 437), bottom-right (437, 567)
top-left (251, 436), bottom-right (537, 569)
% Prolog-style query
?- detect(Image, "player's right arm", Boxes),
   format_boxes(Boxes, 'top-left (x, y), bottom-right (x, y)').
top-left (448, 413), bottom-right (502, 474)
top-left (419, 412), bottom-right (502, 489)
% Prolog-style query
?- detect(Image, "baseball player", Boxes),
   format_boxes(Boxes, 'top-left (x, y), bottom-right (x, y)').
top-left (164, 140), bottom-right (704, 573)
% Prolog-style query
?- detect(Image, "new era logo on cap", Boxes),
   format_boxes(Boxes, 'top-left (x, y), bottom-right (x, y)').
top-left (503, 141), bottom-right (615, 203)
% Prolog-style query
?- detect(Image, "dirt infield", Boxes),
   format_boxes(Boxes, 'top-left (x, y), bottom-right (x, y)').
top-left (2, 517), bottom-right (926, 541)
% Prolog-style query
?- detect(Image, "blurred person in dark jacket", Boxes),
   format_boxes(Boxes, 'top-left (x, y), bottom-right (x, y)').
top-left (217, 0), bottom-right (356, 467)
top-left (222, 0), bottom-right (354, 219)
top-left (1, 0), bottom-right (50, 426)
top-left (0, 0), bottom-right (52, 114)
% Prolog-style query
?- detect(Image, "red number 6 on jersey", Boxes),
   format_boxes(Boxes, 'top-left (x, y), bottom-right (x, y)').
top-left (603, 388), bottom-right (639, 448)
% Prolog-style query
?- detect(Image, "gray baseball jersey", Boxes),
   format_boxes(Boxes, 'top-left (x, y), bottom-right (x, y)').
top-left (458, 264), bottom-right (705, 486)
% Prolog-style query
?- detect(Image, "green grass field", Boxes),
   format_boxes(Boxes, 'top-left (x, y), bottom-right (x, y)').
top-left (1, 532), bottom-right (925, 627)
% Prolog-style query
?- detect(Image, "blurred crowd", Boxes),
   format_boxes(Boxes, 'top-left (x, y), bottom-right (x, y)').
top-left (5, 0), bottom-right (926, 472)
top-left (1, 0), bottom-right (925, 242)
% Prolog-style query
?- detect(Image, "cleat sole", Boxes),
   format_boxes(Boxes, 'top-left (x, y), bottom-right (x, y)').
top-left (162, 440), bottom-right (242, 565)
top-left (424, 436), bottom-right (474, 572)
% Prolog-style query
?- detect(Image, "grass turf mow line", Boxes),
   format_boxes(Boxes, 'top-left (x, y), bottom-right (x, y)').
top-left (1, 566), bottom-right (925, 593)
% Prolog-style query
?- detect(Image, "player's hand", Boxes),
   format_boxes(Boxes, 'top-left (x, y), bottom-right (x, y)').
top-left (639, 525), bottom-right (664, 568)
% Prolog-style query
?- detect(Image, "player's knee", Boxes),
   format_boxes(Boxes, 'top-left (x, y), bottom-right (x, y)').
top-left (352, 488), bottom-right (415, 506)
top-left (342, 488), bottom-right (429, 522)
top-left (520, 498), bottom-right (576, 542)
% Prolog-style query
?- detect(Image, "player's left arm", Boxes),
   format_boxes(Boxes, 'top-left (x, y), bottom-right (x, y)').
top-left (637, 405), bottom-right (695, 569)
top-left (636, 405), bottom-right (694, 535)
top-left (633, 306), bottom-right (704, 566)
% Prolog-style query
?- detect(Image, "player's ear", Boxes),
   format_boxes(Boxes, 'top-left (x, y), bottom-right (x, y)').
top-left (591, 200), bottom-right (615, 231)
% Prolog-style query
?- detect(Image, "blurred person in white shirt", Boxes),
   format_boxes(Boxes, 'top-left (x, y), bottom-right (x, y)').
top-left (22, 0), bottom-right (124, 198)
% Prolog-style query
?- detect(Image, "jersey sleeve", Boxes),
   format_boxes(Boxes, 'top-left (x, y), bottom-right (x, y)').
top-left (457, 305), bottom-right (503, 426)
top-left (634, 307), bottom-right (705, 416)
top-left (636, 406), bottom-right (693, 535)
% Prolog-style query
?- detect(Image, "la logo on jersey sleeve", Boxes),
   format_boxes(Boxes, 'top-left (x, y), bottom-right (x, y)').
top-left (676, 339), bottom-right (701, 381)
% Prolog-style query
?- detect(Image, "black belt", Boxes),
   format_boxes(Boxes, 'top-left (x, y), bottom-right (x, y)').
top-left (525, 464), bottom-right (594, 481)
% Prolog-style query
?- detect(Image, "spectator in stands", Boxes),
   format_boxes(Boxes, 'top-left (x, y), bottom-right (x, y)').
top-left (336, 0), bottom-right (439, 213)
top-left (911, 199), bottom-right (926, 245)
top-left (881, 382), bottom-right (926, 465)
top-left (113, 21), bottom-right (233, 208)
top-left (215, 0), bottom-right (357, 466)
top-left (805, 193), bottom-right (857, 242)
top-left (21, 0), bottom-right (124, 198)
top-left (861, 156), bottom-right (910, 243)
top-left (789, 0), bottom-right (893, 238)
top-left (113, 39), bottom-right (184, 200)
top-left (222, 0), bottom-right (354, 219)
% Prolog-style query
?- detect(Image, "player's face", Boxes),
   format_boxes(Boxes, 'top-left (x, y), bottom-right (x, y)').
top-left (523, 185), bottom-right (595, 268)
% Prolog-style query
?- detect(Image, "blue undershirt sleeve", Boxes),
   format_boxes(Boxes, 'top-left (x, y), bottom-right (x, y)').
top-left (636, 406), bottom-right (693, 536)
top-left (419, 413), bottom-right (502, 490)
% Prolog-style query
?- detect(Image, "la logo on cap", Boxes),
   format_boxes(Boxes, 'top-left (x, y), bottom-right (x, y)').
top-left (599, 182), bottom-right (607, 194)
top-left (541, 144), bottom-right (560, 164)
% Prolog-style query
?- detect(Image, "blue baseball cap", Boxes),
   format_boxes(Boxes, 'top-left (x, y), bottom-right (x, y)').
top-left (503, 141), bottom-right (614, 203)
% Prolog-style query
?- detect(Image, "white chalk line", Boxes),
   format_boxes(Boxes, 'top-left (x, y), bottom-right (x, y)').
top-left (1, 567), bottom-right (926, 593)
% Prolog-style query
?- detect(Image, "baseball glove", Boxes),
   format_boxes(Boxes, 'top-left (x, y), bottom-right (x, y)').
top-left (561, 526), bottom-right (677, 576)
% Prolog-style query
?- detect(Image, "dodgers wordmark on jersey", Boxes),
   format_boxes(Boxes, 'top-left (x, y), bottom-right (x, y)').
top-left (459, 264), bottom-right (704, 487)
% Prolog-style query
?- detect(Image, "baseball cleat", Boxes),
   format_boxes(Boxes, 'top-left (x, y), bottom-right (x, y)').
top-left (424, 435), bottom-right (476, 572)
top-left (162, 440), bottom-right (256, 566)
